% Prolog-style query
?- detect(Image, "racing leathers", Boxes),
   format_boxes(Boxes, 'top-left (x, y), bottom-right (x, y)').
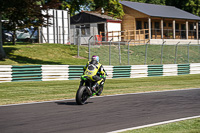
top-left (80, 61), bottom-right (106, 92)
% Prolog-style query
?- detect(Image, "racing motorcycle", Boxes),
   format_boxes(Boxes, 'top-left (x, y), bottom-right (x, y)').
top-left (76, 75), bottom-right (104, 105)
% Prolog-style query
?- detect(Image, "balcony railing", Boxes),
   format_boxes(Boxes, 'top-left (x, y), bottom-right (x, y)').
top-left (152, 28), bottom-right (197, 39)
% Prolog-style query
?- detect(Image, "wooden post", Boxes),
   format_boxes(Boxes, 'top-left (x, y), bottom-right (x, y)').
top-left (196, 22), bottom-right (199, 40)
top-left (161, 19), bottom-right (164, 39)
top-left (186, 21), bottom-right (188, 39)
top-left (0, 13), bottom-right (2, 45)
top-left (112, 31), bottom-right (114, 41)
top-left (148, 17), bottom-right (151, 39)
top-left (173, 20), bottom-right (176, 39)
top-left (139, 29), bottom-right (141, 44)
top-left (118, 31), bottom-right (120, 41)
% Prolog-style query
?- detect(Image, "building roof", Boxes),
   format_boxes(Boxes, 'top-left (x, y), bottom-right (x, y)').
top-left (71, 11), bottom-right (121, 25)
top-left (120, 1), bottom-right (200, 20)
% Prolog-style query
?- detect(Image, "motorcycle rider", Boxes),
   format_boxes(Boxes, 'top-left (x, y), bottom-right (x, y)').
top-left (80, 55), bottom-right (106, 93)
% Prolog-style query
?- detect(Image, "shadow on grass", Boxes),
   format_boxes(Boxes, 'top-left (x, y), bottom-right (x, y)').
top-left (4, 47), bottom-right (63, 65)
top-left (9, 55), bottom-right (63, 65)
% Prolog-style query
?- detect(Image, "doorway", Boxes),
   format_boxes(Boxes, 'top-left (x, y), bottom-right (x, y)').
top-left (98, 23), bottom-right (105, 41)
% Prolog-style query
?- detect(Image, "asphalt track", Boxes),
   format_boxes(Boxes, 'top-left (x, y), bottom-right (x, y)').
top-left (0, 88), bottom-right (200, 133)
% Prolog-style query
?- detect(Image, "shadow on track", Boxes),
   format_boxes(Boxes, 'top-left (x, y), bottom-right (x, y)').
top-left (55, 101), bottom-right (93, 106)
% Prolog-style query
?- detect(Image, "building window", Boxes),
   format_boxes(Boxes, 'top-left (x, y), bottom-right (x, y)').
top-left (81, 24), bottom-right (90, 36)
top-left (164, 22), bottom-right (166, 27)
top-left (75, 24), bottom-right (90, 36)
top-left (136, 21), bottom-right (142, 30)
top-left (155, 22), bottom-right (160, 29)
top-left (190, 24), bottom-right (194, 30)
top-left (175, 23), bottom-right (179, 30)
top-left (144, 22), bottom-right (148, 29)
top-left (168, 23), bottom-right (172, 27)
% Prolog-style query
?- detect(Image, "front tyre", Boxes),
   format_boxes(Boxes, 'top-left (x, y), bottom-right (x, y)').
top-left (96, 86), bottom-right (103, 96)
top-left (76, 86), bottom-right (89, 105)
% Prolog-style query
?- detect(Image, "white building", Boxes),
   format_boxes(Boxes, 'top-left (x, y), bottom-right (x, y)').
top-left (70, 11), bottom-right (122, 45)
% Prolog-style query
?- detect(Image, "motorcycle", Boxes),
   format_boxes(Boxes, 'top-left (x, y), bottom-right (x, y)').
top-left (76, 75), bottom-right (104, 105)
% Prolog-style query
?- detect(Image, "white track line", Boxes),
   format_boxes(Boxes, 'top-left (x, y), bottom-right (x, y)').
top-left (0, 88), bottom-right (199, 107)
top-left (107, 115), bottom-right (200, 133)
top-left (92, 88), bottom-right (200, 99)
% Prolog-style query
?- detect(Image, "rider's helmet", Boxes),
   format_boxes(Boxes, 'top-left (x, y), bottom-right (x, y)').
top-left (91, 55), bottom-right (99, 64)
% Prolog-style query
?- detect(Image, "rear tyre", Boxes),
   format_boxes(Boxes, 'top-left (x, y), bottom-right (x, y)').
top-left (76, 86), bottom-right (89, 105)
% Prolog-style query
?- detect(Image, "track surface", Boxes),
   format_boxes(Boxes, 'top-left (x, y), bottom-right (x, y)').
top-left (0, 88), bottom-right (200, 133)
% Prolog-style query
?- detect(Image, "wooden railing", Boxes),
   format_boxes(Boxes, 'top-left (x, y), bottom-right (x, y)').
top-left (99, 29), bottom-right (149, 43)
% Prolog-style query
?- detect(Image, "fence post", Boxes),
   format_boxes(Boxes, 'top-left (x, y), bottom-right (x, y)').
top-left (160, 41), bottom-right (166, 64)
top-left (187, 42), bottom-right (191, 63)
top-left (109, 38), bottom-right (113, 65)
top-left (128, 39), bottom-right (132, 65)
top-left (88, 36), bottom-right (93, 61)
top-left (77, 28), bottom-right (81, 57)
top-left (119, 41), bottom-right (121, 65)
top-left (145, 40), bottom-right (150, 65)
top-left (174, 41), bottom-right (180, 64)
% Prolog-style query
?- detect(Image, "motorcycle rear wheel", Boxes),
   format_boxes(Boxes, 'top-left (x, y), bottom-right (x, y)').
top-left (76, 86), bottom-right (89, 105)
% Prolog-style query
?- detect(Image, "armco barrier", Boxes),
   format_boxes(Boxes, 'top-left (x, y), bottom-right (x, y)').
top-left (190, 63), bottom-right (200, 74)
top-left (131, 65), bottom-right (148, 78)
top-left (148, 65), bottom-right (163, 77)
top-left (112, 66), bottom-right (131, 78)
top-left (178, 64), bottom-right (190, 75)
top-left (0, 65), bottom-right (12, 82)
top-left (42, 65), bottom-right (69, 81)
top-left (0, 63), bottom-right (199, 83)
top-left (68, 65), bottom-right (84, 80)
top-left (163, 64), bottom-right (177, 76)
top-left (12, 65), bottom-right (42, 82)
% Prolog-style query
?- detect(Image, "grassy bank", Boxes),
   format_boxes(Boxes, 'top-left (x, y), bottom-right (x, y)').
top-left (1, 43), bottom-right (200, 65)
top-left (1, 43), bottom-right (88, 65)
top-left (0, 74), bottom-right (199, 105)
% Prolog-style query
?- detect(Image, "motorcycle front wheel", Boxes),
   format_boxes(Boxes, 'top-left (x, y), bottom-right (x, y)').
top-left (76, 86), bottom-right (89, 105)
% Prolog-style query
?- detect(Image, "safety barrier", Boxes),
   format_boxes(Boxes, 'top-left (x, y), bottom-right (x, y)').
top-left (42, 65), bottom-right (69, 81)
top-left (178, 64), bottom-right (190, 75)
top-left (0, 65), bottom-right (12, 82)
top-left (131, 65), bottom-right (148, 78)
top-left (0, 63), bottom-right (199, 83)
top-left (113, 66), bottom-right (131, 78)
top-left (12, 65), bottom-right (42, 82)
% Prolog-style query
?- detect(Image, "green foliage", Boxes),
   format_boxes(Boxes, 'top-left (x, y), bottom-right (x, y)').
top-left (185, 0), bottom-right (200, 16)
top-left (61, 0), bottom-right (124, 18)
top-left (0, 0), bottom-right (59, 30)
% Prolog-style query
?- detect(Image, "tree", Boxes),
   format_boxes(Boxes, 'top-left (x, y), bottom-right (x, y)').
top-left (60, 0), bottom-right (124, 18)
top-left (0, 0), bottom-right (60, 60)
top-left (0, 0), bottom-right (60, 45)
top-left (0, 13), bottom-right (6, 60)
top-left (185, 0), bottom-right (200, 16)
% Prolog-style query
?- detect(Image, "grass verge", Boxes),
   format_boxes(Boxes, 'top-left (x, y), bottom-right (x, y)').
top-left (123, 117), bottom-right (200, 133)
top-left (0, 74), bottom-right (199, 105)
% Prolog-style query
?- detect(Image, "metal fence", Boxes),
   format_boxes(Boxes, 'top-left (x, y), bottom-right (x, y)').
top-left (76, 37), bottom-right (200, 66)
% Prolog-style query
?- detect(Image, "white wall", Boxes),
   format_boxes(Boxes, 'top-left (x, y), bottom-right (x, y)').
top-left (107, 22), bottom-right (121, 41)
top-left (42, 9), bottom-right (70, 44)
top-left (70, 23), bottom-right (98, 45)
